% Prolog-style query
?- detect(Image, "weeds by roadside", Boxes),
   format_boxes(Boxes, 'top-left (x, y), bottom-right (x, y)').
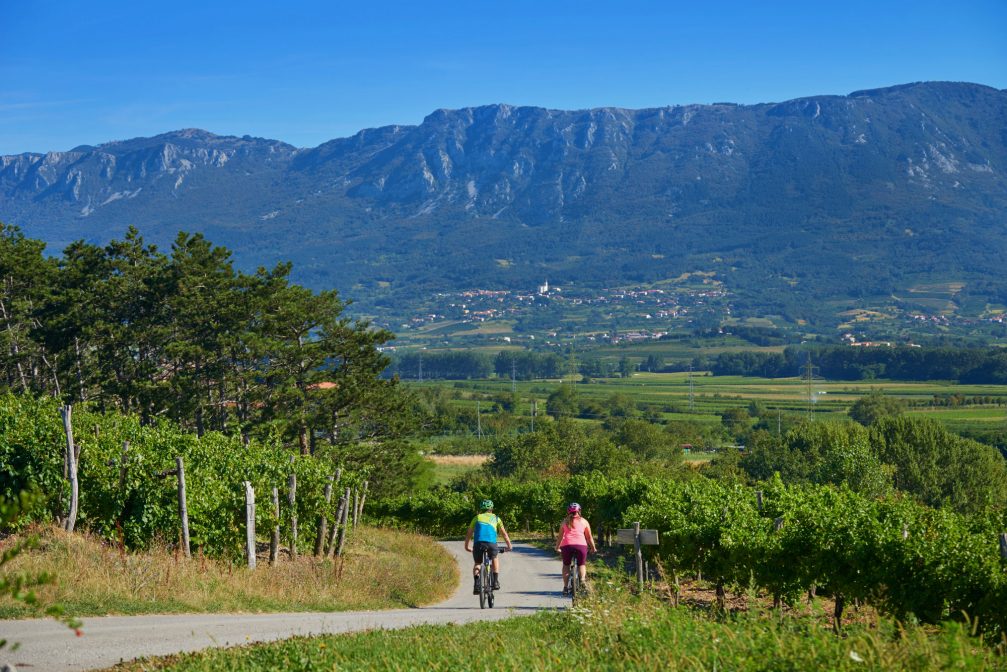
top-left (0, 525), bottom-right (456, 618)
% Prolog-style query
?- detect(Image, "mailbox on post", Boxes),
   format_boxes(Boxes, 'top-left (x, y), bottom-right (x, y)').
top-left (616, 522), bottom-right (660, 590)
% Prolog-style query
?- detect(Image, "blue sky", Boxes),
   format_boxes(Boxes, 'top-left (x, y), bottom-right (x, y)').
top-left (1, 0), bottom-right (1004, 154)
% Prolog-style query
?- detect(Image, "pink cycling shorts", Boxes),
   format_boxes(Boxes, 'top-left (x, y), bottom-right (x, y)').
top-left (561, 544), bottom-right (588, 567)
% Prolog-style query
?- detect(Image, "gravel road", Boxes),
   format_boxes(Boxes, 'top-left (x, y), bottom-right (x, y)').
top-left (0, 541), bottom-right (566, 671)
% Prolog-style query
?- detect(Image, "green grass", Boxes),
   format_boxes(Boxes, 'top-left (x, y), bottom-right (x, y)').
top-left (431, 461), bottom-right (478, 485)
top-left (107, 573), bottom-right (1005, 671)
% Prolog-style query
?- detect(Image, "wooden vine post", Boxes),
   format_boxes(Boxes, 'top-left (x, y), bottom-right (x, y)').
top-left (326, 490), bottom-right (349, 559)
top-left (634, 522), bottom-right (643, 590)
top-left (833, 593), bottom-right (846, 633)
top-left (60, 405), bottom-right (79, 533)
top-left (351, 489), bottom-right (360, 528)
top-left (118, 441), bottom-right (130, 490)
top-left (772, 516), bottom-right (784, 608)
top-left (999, 532), bottom-right (1007, 560)
top-left (288, 463), bottom-right (298, 559)
top-left (322, 469), bottom-right (343, 555)
top-left (269, 487), bottom-right (280, 564)
top-left (244, 481), bottom-right (256, 570)
top-left (176, 457), bottom-right (191, 558)
top-left (357, 480), bottom-right (368, 524)
top-left (314, 474), bottom-right (335, 557)
top-left (335, 487), bottom-right (351, 557)
top-left (333, 486), bottom-right (352, 580)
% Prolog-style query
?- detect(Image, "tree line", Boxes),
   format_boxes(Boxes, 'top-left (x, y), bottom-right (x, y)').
top-left (390, 350), bottom-right (568, 380)
top-left (0, 224), bottom-right (411, 454)
top-left (712, 344), bottom-right (1007, 383)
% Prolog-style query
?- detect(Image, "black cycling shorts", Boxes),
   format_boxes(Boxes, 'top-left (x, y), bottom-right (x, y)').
top-left (472, 541), bottom-right (499, 563)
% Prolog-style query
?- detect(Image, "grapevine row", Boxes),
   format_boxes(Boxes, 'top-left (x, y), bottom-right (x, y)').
top-left (374, 474), bottom-right (1007, 637)
top-left (0, 394), bottom-right (360, 558)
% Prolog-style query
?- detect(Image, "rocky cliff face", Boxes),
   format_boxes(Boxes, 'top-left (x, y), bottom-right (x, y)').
top-left (2, 82), bottom-right (1005, 317)
top-left (287, 82), bottom-right (1005, 223)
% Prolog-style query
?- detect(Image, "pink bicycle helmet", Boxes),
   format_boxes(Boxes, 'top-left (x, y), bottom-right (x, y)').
top-left (567, 502), bottom-right (582, 513)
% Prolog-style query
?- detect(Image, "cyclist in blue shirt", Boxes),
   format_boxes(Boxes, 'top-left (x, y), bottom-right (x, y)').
top-left (464, 499), bottom-right (513, 594)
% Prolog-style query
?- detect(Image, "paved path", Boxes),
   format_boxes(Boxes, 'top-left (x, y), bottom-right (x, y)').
top-left (0, 542), bottom-right (567, 671)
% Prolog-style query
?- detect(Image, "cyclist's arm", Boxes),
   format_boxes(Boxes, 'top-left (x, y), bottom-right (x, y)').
top-left (497, 520), bottom-right (513, 550)
top-left (585, 523), bottom-right (598, 553)
top-left (555, 523), bottom-right (563, 552)
top-left (464, 523), bottom-right (474, 552)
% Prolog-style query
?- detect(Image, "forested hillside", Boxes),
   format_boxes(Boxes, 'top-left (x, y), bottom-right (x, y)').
top-left (2, 82), bottom-right (1006, 326)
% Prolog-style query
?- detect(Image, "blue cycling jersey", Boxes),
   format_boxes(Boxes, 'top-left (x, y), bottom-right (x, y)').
top-left (471, 512), bottom-right (502, 543)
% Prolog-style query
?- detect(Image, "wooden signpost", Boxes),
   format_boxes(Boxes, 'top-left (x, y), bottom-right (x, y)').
top-left (616, 522), bottom-right (660, 591)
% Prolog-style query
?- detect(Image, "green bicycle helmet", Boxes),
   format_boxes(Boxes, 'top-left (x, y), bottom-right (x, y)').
top-left (480, 499), bottom-right (494, 510)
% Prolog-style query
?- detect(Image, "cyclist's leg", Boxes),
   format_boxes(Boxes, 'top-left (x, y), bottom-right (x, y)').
top-left (487, 544), bottom-right (501, 589)
top-left (472, 542), bottom-right (484, 576)
top-left (574, 545), bottom-right (588, 587)
top-left (560, 545), bottom-right (573, 593)
top-left (472, 543), bottom-right (486, 594)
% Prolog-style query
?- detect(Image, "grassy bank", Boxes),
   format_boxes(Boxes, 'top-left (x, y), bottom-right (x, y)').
top-left (106, 572), bottom-right (1005, 671)
top-left (0, 525), bottom-right (456, 618)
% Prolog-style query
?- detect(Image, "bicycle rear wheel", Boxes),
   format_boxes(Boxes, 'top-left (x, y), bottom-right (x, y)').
top-left (481, 568), bottom-right (493, 608)
top-left (570, 567), bottom-right (579, 606)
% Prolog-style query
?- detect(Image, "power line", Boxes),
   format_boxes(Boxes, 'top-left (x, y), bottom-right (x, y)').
top-left (803, 355), bottom-right (817, 420)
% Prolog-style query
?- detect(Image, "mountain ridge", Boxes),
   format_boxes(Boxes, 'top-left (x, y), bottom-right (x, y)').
top-left (2, 81), bottom-right (1005, 326)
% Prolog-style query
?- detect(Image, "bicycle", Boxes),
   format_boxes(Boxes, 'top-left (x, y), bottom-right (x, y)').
top-left (564, 555), bottom-right (580, 606)
top-left (477, 543), bottom-right (509, 609)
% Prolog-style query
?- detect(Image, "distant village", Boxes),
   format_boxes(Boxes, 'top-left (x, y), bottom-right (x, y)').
top-left (387, 280), bottom-right (1006, 349)
top-left (394, 280), bottom-right (731, 343)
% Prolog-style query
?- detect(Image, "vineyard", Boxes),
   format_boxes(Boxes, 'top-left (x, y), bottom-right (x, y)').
top-left (5, 387), bottom-right (1007, 642)
top-left (373, 474), bottom-right (1007, 639)
top-left (0, 394), bottom-right (361, 559)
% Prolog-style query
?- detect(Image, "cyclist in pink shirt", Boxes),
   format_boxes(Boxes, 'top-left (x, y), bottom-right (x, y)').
top-left (555, 502), bottom-right (597, 594)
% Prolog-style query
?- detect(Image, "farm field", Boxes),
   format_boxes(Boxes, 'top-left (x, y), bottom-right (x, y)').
top-left (408, 372), bottom-right (1007, 440)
